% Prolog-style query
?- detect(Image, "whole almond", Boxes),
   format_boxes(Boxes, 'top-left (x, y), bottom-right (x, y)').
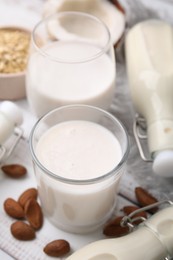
top-left (1, 164), bottom-right (27, 178)
top-left (103, 216), bottom-right (129, 237)
top-left (18, 188), bottom-right (38, 208)
top-left (4, 198), bottom-right (25, 219)
top-left (24, 199), bottom-right (43, 230)
top-left (44, 239), bottom-right (70, 257)
top-left (11, 221), bottom-right (35, 240)
top-left (123, 205), bottom-right (147, 224)
top-left (135, 187), bottom-right (158, 213)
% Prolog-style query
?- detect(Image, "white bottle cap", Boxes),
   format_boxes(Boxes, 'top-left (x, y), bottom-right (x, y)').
top-left (0, 101), bottom-right (23, 126)
top-left (152, 150), bottom-right (173, 177)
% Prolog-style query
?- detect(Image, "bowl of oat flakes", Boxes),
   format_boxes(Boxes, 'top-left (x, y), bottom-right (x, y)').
top-left (0, 26), bottom-right (31, 100)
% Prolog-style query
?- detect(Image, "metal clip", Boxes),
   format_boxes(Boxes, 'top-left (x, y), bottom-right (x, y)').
top-left (133, 114), bottom-right (152, 162)
top-left (121, 200), bottom-right (173, 231)
top-left (0, 126), bottom-right (23, 164)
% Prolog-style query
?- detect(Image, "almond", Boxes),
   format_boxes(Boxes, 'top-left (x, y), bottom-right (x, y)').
top-left (43, 239), bottom-right (70, 257)
top-left (103, 216), bottom-right (129, 237)
top-left (24, 199), bottom-right (43, 230)
top-left (4, 198), bottom-right (25, 219)
top-left (18, 188), bottom-right (38, 208)
top-left (123, 205), bottom-right (147, 224)
top-left (1, 164), bottom-right (27, 178)
top-left (135, 187), bottom-right (158, 213)
top-left (109, 0), bottom-right (125, 14)
top-left (11, 221), bottom-right (36, 240)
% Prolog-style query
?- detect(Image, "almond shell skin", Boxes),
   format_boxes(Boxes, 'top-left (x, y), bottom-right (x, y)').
top-left (11, 221), bottom-right (36, 241)
top-left (4, 198), bottom-right (25, 219)
top-left (44, 239), bottom-right (70, 257)
top-left (1, 164), bottom-right (27, 178)
top-left (24, 198), bottom-right (43, 230)
top-left (18, 188), bottom-right (38, 208)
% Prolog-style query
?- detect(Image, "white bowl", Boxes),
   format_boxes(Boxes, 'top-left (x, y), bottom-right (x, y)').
top-left (0, 71), bottom-right (26, 100)
top-left (0, 26), bottom-right (31, 100)
top-left (0, 3), bottom-right (41, 100)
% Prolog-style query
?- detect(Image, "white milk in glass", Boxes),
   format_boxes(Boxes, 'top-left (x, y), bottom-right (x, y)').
top-left (35, 120), bottom-right (122, 233)
top-left (26, 41), bottom-right (115, 117)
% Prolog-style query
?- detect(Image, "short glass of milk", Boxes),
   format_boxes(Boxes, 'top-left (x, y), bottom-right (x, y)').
top-left (26, 11), bottom-right (116, 118)
top-left (29, 105), bottom-right (129, 234)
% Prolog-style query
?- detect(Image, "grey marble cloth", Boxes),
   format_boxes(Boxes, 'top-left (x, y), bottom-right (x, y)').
top-left (120, 0), bottom-right (173, 27)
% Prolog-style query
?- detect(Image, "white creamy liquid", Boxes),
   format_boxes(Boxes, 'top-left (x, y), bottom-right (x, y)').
top-left (36, 120), bottom-right (122, 180)
top-left (26, 41), bottom-right (115, 117)
top-left (35, 120), bottom-right (123, 233)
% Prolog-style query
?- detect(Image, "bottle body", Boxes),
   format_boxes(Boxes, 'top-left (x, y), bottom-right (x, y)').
top-left (67, 228), bottom-right (167, 260)
top-left (125, 19), bottom-right (173, 155)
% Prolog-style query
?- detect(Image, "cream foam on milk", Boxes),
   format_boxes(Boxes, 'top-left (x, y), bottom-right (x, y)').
top-left (36, 120), bottom-right (122, 180)
top-left (26, 41), bottom-right (115, 117)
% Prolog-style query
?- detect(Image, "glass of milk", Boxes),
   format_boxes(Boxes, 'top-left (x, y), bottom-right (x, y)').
top-left (26, 12), bottom-right (116, 118)
top-left (29, 105), bottom-right (129, 234)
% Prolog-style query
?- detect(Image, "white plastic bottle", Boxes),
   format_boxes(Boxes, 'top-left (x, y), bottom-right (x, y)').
top-left (0, 101), bottom-right (23, 144)
top-left (125, 19), bottom-right (173, 177)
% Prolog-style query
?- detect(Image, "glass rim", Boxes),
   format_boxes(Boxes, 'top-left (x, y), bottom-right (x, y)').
top-left (29, 105), bottom-right (129, 185)
top-left (31, 11), bottom-right (112, 64)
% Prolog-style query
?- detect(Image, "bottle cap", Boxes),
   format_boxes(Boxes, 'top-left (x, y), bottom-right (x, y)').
top-left (152, 150), bottom-right (173, 177)
top-left (0, 101), bottom-right (23, 126)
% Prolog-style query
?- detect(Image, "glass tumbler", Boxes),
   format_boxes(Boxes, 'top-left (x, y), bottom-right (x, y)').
top-left (26, 12), bottom-right (116, 118)
top-left (29, 105), bottom-right (129, 234)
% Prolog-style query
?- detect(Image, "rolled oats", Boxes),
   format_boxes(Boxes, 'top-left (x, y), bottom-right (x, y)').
top-left (0, 28), bottom-right (30, 74)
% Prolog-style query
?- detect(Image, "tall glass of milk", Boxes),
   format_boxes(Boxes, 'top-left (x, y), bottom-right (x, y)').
top-left (29, 105), bottom-right (129, 234)
top-left (26, 12), bottom-right (116, 118)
